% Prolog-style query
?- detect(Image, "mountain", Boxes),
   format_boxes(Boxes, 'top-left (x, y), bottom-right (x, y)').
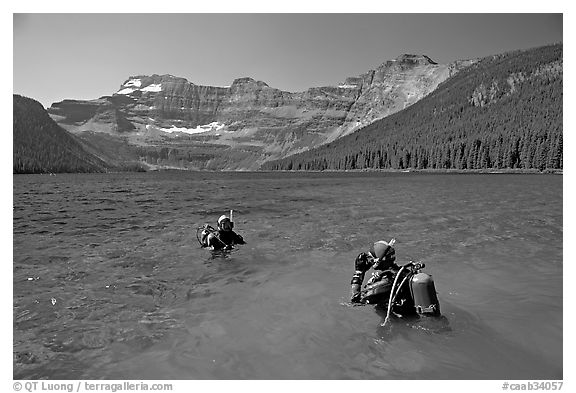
top-left (46, 54), bottom-right (475, 170)
top-left (13, 95), bottom-right (111, 174)
top-left (262, 44), bottom-right (563, 172)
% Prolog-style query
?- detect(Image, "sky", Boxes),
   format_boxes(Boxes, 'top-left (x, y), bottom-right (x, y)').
top-left (13, 12), bottom-right (563, 108)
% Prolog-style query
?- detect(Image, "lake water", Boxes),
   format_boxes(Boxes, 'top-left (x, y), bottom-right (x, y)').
top-left (13, 171), bottom-right (563, 380)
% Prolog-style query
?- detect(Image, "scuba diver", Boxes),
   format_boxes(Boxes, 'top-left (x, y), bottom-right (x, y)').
top-left (197, 212), bottom-right (245, 250)
top-left (349, 238), bottom-right (442, 324)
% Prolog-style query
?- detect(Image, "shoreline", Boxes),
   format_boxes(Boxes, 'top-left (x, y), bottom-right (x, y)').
top-left (13, 164), bottom-right (563, 176)
top-left (13, 168), bottom-right (563, 175)
top-left (255, 168), bottom-right (563, 175)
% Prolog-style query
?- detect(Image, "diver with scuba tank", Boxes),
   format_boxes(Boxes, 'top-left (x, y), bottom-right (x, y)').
top-left (350, 238), bottom-right (442, 321)
top-left (198, 211), bottom-right (245, 250)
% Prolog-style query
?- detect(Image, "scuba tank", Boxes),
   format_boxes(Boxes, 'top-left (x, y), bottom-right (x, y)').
top-left (360, 262), bottom-right (442, 326)
top-left (410, 273), bottom-right (441, 316)
top-left (196, 224), bottom-right (216, 247)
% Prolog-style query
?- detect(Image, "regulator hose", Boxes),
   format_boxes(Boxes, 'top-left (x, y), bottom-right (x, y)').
top-left (382, 262), bottom-right (415, 327)
top-left (390, 272), bottom-right (413, 305)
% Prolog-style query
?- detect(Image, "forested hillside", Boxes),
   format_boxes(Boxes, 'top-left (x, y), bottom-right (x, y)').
top-left (13, 95), bottom-right (109, 173)
top-left (262, 44), bottom-right (562, 171)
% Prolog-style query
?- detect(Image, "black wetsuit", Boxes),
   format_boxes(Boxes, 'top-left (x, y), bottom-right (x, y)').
top-left (208, 229), bottom-right (245, 250)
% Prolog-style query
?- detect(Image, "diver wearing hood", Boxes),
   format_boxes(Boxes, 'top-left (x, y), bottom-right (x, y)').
top-left (200, 214), bottom-right (245, 250)
top-left (350, 239), bottom-right (400, 303)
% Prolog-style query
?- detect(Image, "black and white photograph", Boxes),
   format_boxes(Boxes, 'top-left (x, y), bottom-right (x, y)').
top-left (10, 3), bottom-right (567, 386)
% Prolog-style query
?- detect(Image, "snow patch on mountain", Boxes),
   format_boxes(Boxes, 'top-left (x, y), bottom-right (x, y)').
top-left (146, 121), bottom-right (226, 135)
top-left (117, 88), bottom-right (135, 95)
top-left (123, 79), bottom-right (142, 88)
top-left (116, 81), bottom-right (162, 95)
top-left (142, 84), bottom-right (162, 92)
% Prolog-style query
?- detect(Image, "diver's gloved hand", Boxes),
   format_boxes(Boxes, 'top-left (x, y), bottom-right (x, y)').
top-left (354, 252), bottom-right (373, 273)
top-left (350, 284), bottom-right (362, 303)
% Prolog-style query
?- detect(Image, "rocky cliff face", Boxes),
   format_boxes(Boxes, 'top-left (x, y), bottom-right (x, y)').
top-left (47, 54), bottom-right (476, 170)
